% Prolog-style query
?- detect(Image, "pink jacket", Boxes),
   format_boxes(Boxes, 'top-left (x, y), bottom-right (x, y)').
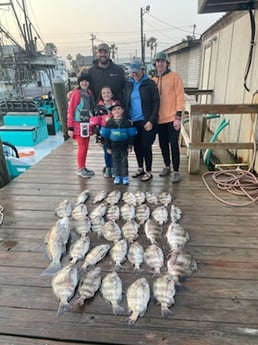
top-left (67, 88), bottom-right (93, 136)
top-left (89, 100), bottom-right (113, 127)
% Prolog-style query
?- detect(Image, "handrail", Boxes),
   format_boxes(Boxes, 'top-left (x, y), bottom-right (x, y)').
top-left (180, 104), bottom-right (258, 174)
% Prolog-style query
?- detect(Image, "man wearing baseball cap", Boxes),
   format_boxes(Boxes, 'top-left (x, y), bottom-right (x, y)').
top-left (87, 42), bottom-right (126, 103)
top-left (152, 51), bottom-right (185, 183)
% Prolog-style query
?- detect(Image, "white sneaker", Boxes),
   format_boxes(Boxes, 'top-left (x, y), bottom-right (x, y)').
top-left (171, 172), bottom-right (180, 183)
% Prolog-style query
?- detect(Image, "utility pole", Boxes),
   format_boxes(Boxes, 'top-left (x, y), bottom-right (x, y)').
top-left (90, 33), bottom-right (96, 61)
top-left (140, 7), bottom-right (144, 63)
top-left (140, 5), bottom-right (150, 64)
top-left (193, 24), bottom-right (196, 39)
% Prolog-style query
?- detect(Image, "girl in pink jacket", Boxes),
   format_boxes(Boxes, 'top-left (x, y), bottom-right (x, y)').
top-left (67, 73), bottom-right (94, 178)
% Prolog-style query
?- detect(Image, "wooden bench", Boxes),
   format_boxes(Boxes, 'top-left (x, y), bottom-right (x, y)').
top-left (181, 104), bottom-right (258, 174)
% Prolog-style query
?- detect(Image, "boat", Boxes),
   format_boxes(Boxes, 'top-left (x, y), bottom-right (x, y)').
top-left (0, 96), bottom-right (64, 180)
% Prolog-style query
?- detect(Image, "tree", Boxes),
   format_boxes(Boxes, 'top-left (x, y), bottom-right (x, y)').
top-left (146, 37), bottom-right (157, 62)
top-left (182, 35), bottom-right (194, 43)
top-left (45, 42), bottom-right (57, 55)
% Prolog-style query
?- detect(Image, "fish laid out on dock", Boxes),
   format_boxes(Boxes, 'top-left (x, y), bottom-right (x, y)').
top-left (41, 189), bottom-right (197, 322)
top-left (52, 264), bottom-right (79, 316)
top-left (41, 216), bottom-right (70, 276)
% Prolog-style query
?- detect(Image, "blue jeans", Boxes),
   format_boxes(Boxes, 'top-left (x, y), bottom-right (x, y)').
top-left (103, 145), bottom-right (113, 168)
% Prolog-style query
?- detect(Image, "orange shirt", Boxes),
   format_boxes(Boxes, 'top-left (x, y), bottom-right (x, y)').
top-left (152, 71), bottom-right (184, 124)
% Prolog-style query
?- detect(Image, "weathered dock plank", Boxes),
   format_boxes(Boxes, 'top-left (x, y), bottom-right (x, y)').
top-left (1, 138), bottom-right (258, 345)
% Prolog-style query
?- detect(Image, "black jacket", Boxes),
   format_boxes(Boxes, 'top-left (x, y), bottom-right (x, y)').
top-left (124, 76), bottom-right (160, 125)
top-left (88, 60), bottom-right (126, 103)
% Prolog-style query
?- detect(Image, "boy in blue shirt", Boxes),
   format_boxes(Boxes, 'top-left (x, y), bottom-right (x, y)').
top-left (100, 101), bottom-right (136, 185)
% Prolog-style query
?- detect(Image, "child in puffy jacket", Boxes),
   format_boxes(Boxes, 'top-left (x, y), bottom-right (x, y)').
top-left (67, 73), bottom-right (95, 178)
top-left (100, 100), bottom-right (137, 185)
top-left (90, 86), bottom-right (114, 177)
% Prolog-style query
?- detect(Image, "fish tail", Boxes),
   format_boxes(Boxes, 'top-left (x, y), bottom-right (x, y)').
top-left (57, 302), bottom-right (72, 316)
top-left (77, 297), bottom-right (85, 307)
top-left (126, 311), bottom-right (138, 325)
top-left (112, 304), bottom-right (124, 315)
top-left (40, 261), bottom-right (61, 276)
top-left (161, 306), bottom-right (172, 318)
top-left (114, 263), bottom-right (122, 271)
top-left (79, 265), bottom-right (87, 274)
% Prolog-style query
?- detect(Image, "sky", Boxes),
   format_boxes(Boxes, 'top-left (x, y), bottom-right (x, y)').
top-left (0, 0), bottom-right (224, 63)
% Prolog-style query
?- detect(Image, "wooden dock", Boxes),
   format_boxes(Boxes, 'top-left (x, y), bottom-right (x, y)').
top-left (1, 137), bottom-right (258, 345)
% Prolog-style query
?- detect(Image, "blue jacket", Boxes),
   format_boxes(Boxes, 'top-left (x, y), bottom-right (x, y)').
top-left (124, 75), bottom-right (160, 124)
top-left (100, 117), bottom-right (137, 149)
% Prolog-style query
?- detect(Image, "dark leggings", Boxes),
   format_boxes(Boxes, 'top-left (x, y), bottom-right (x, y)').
top-left (133, 120), bottom-right (156, 172)
top-left (158, 122), bottom-right (180, 172)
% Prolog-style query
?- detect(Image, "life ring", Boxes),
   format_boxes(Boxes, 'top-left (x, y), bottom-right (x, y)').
top-left (2, 141), bottom-right (20, 158)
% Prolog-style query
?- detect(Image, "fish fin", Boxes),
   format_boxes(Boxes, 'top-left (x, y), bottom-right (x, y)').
top-left (57, 303), bottom-right (72, 316)
top-left (40, 261), bottom-right (61, 276)
top-left (43, 248), bottom-right (51, 261)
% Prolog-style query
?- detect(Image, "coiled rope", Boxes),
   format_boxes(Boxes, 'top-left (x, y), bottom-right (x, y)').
top-left (0, 204), bottom-right (4, 225)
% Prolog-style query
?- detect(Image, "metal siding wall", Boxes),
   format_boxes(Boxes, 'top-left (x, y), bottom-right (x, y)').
top-left (169, 47), bottom-right (201, 88)
top-left (200, 11), bottom-right (258, 169)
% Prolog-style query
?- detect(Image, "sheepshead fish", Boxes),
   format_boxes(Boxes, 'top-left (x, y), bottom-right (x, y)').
top-left (144, 218), bottom-right (163, 245)
top-left (135, 190), bottom-right (145, 205)
top-left (121, 203), bottom-right (135, 221)
top-left (165, 223), bottom-right (190, 251)
top-left (77, 267), bottom-right (102, 307)
top-left (158, 192), bottom-right (172, 207)
top-left (102, 220), bottom-right (121, 243)
top-left (89, 203), bottom-right (107, 219)
top-left (167, 250), bottom-right (197, 285)
top-left (122, 191), bottom-right (137, 206)
top-left (170, 204), bottom-right (183, 223)
top-left (80, 244), bottom-right (110, 272)
top-left (52, 264), bottom-right (79, 316)
top-left (41, 216), bottom-right (70, 276)
top-left (74, 189), bottom-right (90, 206)
top-left (91, 216), bottom-right (105, 238)
top-left (69, 235), bottom-right (90, 264)
top-left (122, 220), bottom-right (139, 243)
top-left (72, 203), bottom-right (88, 221)
top-left (136, 204), bottom-right (150, 225)
top-left (126, 277), bottom-right (150, 325)
top-left (127, 241), bottom-right (144, 271)
top-left (110, 239), bottom-right (128, 270)
top-left (106, 190), bottom-right (121, 205)
top-left (153, 274), bottom-right (176, 317)
top-left (54, 199), bottom-right (73, 218)
top-left (144, 244), bottom-right (164, 274)
top-left (145, 192), bottom-right (159, 205)
top-left (73, 217), bottom-right (91, 237)
top-left (152, 206), bottom-right (168, 226)
top-left (106, 205), bottom-right (120, 222)
top-left (101, 271), bottom-right (124, 315)
top-left (92, 190), bottom-right (107, 204)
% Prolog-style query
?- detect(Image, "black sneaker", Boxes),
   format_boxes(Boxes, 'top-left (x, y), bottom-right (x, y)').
top-left (77, 169), bottom-right (91, 178)
top-left (84, 167), bottom-right (95, 176)
top-left (159, 167), bottom-right (171, 177)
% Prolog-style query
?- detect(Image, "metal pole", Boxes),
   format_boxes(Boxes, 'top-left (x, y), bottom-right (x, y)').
top-left (140, 7), bottom-right (144, 64)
